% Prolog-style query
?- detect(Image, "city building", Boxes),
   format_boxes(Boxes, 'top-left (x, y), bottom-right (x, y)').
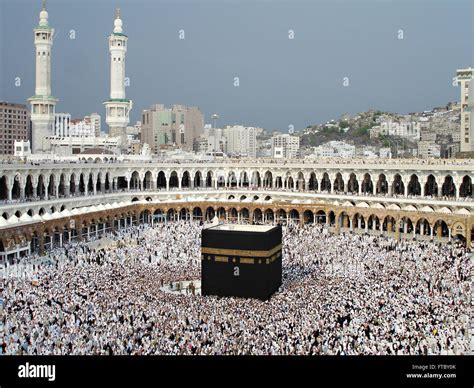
top-left (48, 136), bottom-right (121, 155)
top-left (370, 117), bottom-right (420, 141)
top-left (28, 2), bottom-right (58, 153)
top-left (13, 140), bottom-right (31, 158)
top-left (456, 67), bottom-right (474, 152)
top-left (271, 134), bottom-right (300, 159)
top-left (54, 113), bottom-right (71, 137)
top-left (222, 125), bottom-right (257, 158)
top-left (418, 140), bottom-right (441, 158)
top-left (86, 113), bottom-right (101, 137)
top-left (103, 9), bottom-right (132, 151)
top-left (0, 102), bottom-right (30, 155)
top-left (141, 104), bottom-right (204, 154)
top-left (126, 121), bottom-right (142, 154)
top-left (313, 141), bottom-right (356, 159)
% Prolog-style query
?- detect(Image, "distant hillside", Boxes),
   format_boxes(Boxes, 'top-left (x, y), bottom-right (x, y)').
top-left (301, 126), bottom-right (373, 147)
top-left (299, 110), bottom-right (412, 148)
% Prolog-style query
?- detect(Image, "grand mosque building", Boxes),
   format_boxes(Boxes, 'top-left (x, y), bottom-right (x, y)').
top-left (0, 3), bottom-right (472, 261)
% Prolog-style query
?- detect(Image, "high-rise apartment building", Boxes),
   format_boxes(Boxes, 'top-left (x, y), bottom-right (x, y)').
top-left (54, 113), bottom-right (71, 137)
top-left (271, 134), bottom-right (300, 159)
top-left (0, 102), bottom-right (30, 155)
top-left (456, 67), bottom-right (474, 152)
top-left (222, 125), bottom-right (257, 158)
top-left (141, 104), bottom-right (204, 154)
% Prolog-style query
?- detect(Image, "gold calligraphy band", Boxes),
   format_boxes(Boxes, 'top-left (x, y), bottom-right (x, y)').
top-left (201, 244), bottom-right (282, 258)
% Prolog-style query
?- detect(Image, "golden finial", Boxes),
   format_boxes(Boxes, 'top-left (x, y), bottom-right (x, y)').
top-left (116, 7), bottom-right (121, 19)
top-left (42, 0), bottom-right (46, 11)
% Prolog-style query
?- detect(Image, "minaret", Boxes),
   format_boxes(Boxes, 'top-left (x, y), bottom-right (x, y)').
top-left (29, 0), bottom-right (58, 153)
top-left (104, 8), bottom-right (132, 151)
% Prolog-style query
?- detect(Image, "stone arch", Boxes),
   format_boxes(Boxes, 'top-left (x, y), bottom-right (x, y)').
top-left (105, 173), bottom-right (111, 192)
top-left (193, 171), bottom-right (202, 188)
top-left (169, 171), bottom-right (179, 188)
top-left (0, 176), bottom-right (8, 200)
top-left (78, 173), bottom-right (86, 194)
top-left (143, 171), bottom-right (153, 190)
top-left (264, 208), bottom-right (274, 222)
top-left (333, 173), bottom-right (344, 193)
top-left (433, 219), bottom-right (449, 238)
top-left (315, 210), bottom-right (326, 224)
top-left (69, 173), bottom-right (76, 195)
top-left (303, 209), bottom-right (314, 224)
top-left (240, 208), bottom-right (250, 221)
top-left (217, 206), bottom-right (226, 220)
top-left (276, 209), bottom-right (286, 224)
top-left (400, 216), bottom-right (414, 235)
top-left (206, 171), bottom-right (213, 188)
top-left (228, 207), bottom-right (238, 221)
top-left (415, 218), bottom-right (431, 237)
top-left (451, 222), bottom-right (466, 242)
top-left (308, 172), bottom-right (318, 191)
top-left (263, 171), bottom-right (273, 188)
top-left (348, 173), bottom-right (359, 194)
top-left (11, 175), bottom-right (21, 200)
top-left (239, 171), bottom-right (249, 187)
top-left (193, 206), bottom-right (203, 219)
top-left (441, 175), bottom-right (456, 197)
top-left (289, 209), bottom-right (299, 223)
top-left (424, 174), bottom-right (438, 197)
top-left (361, 173), bottom-right (373, 194)
top-left (167, 208), bottom-right (176, 221)
top-left (181, 171), bottom-right (191, 188)
top-left (47, 174), bottom-right (56, 197)
top-left (459, 175), bottom-right (472, 197)
top-left (130, 171), bottom-right (140, 190)
top-left (327, 210), bottom-right (336, 226)
top-left (376, 173), bottom-right (388, 195)
top-left (157, 171), bottom-right (167, 189)
top-left (87, 173), bottom-right (94, 193)
top-left (58, 173), bottom-right (66, 197)
top-left (179, 208), bottom-right (190, 220)
top-left (352, 213), bottom-right (365, 230)
top-left (296, 171), bottom-right (305, 191)
top-left (253, 208), bottom-right (263, 222)
top-left (392, 174), bottom-right (405, 195)
top-left (367, 214), bottom-right (381, 231)
top-left (407, 174), bottom-right (421, 196)
top-left (338, 211), bottom-right (350, 229)
top-left (95, 172), bottom-right (102, 193)
top-left (382, 215), bottom-right (396, 233)
top-left (37, 174), bottom-right (46, 198)
top-left (275, 176), bottom-right (283, 189)
top-left (227, 171), bottom-right (237, 188)
top-left (251, 171), bottom-right (261, 187)
top-left (25, 175), bottom-right (34, 198)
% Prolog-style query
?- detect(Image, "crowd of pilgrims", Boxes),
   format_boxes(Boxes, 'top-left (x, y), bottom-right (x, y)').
top-left (0, 220), bottom-right (471, 355)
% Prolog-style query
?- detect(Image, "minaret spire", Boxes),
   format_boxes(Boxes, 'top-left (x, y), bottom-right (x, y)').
top-left (29, 0), bottom-right (58, 153)
top-left (104, 7), bottom-right (132, 152)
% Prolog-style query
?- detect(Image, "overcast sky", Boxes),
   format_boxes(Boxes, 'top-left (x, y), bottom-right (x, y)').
top-left (0, 0), bottom-right (472, 132)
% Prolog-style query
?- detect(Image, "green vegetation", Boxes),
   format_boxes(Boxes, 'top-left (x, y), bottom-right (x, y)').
top-left (339, 121), bottom-right (349, 129)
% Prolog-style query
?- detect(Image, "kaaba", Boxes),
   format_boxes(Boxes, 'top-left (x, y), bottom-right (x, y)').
top-left (201, 224), bottom-right (282, 300)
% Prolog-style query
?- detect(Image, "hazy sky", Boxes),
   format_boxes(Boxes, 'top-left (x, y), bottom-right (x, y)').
top-left (0, 0), bottom-right (472, 132)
